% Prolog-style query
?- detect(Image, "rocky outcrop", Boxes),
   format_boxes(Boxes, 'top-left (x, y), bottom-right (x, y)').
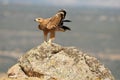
top-left (7, 43), bottom-right (115, 80)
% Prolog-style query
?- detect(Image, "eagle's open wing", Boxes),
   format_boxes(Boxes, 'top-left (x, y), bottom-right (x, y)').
top-left (58, 9), bottom-right (66, 19)
top-left (46, 10), bottom-right (66, 29)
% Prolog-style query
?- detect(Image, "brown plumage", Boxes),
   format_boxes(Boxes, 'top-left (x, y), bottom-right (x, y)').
top-left (34, 9), bottom-right (71, 44)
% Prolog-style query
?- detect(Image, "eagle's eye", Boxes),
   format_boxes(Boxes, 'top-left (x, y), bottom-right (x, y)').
top-left (38, 19), bottom-right (41, 20)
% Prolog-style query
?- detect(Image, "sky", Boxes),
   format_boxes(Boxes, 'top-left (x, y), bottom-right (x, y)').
top-left (1, 0), bottom-right (120, 8)
top-left (46, 0), bottom-right (120, 7)
top-left (46, 0), bottom-right (120, 8)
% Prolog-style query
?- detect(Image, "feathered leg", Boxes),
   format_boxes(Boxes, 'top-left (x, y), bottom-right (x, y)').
top-left (48, 30), bottom-right (55, 44)
top-left (43, 31), bottom-right (49, 44)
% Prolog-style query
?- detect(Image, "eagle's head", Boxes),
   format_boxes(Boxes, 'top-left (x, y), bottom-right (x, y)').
top-left (34, 18), bottom-right (44, 23)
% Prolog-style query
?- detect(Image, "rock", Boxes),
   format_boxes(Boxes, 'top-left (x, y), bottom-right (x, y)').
top-left (0, 76), bottom-right (42, 80)
top-left (8, 43), bottom-right (115, 80)
top-left (7, 63), bottom-right (27, 78)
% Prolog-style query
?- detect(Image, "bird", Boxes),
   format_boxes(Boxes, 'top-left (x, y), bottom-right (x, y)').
top-left (34, 9), bottom-right (71, 44)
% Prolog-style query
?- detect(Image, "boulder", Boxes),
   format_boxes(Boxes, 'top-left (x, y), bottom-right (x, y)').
top-left (8, 43), bottom-right (115, 80)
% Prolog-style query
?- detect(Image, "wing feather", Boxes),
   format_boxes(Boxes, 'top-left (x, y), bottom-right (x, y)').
top-left (47, 11), bottom-right (65, 29)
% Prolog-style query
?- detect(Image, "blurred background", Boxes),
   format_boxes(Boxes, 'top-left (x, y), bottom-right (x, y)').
top-left (0, 0), bottom-right (120, 79)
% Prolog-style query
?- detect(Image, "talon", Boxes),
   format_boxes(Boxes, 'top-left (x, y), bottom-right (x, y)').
top-left (48, 39), bottom-right (52, 44)
top-left (44, 41), bottom-right (48, 45)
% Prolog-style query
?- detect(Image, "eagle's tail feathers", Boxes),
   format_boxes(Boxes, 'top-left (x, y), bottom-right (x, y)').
top-left (61, 26), bottom-right (71, 31)
top-left (62, 20), bottom-right (71, 22)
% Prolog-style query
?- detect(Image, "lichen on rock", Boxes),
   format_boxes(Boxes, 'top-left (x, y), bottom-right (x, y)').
top-left (7, 43), bottom-right (115, 80)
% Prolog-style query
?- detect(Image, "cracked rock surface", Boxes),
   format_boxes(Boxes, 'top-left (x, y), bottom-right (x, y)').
top-left (8, 43), bottom-right (115, 80)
